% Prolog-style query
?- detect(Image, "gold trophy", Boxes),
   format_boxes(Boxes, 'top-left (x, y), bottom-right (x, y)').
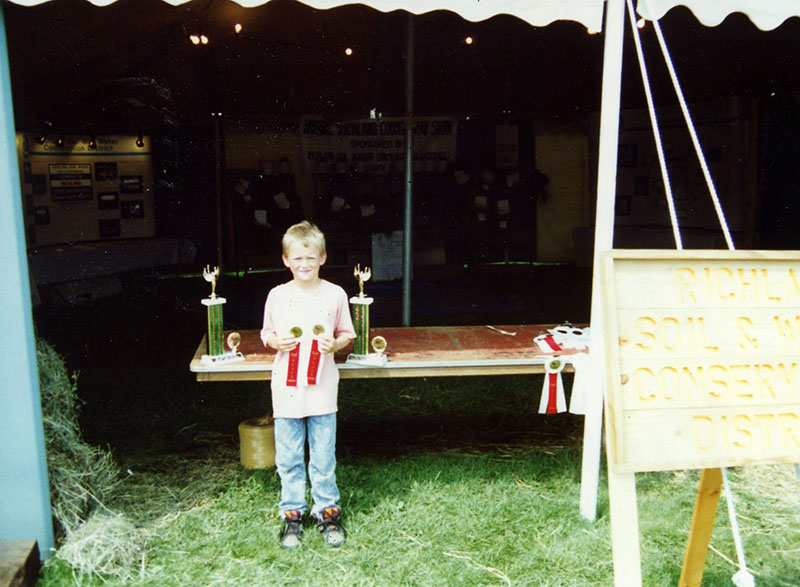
top-left (200, 266), bottom-right (244, 365)
top-left (346, 264), bottom-right (387, 367)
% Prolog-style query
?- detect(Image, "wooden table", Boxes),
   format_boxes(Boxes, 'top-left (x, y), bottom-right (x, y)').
top-left (190, 324), bottom-right (584, 381)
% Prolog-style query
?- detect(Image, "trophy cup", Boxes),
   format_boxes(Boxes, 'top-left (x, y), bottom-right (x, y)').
top-left (200, 266), bottom-right (244, 365)
top-left (346, 264), bottom-right (388, 366)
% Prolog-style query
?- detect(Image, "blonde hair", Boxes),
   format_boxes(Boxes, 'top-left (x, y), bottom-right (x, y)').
top-left (282, 220), bottom-right (326, 256)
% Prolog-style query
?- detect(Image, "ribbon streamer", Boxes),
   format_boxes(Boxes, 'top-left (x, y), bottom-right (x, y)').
top-left (539, 358), bottom-right (567, 414)
top-left (307, 338), bottom-right (323, 384)
top-left (286, 343), bottom-right (300, 387)
top-left (568, 354), bottom-right (589, 415)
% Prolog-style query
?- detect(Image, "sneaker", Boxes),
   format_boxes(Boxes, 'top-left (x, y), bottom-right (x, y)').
top-left (317, 506), bottom-right (346, 548)
top-left (279, 510), bottom-right (304, 549)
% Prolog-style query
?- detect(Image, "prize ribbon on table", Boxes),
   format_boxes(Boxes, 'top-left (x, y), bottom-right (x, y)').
top-left (539, 358), bottom-right (567, 414)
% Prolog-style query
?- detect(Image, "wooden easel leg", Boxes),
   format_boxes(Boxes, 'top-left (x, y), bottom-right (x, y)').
top-left (679, 468), bottom-right (723, 587)
top-left (608, 469), bottom-right (642, 586)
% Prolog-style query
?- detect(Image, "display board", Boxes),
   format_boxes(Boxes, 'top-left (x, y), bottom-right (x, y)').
top-left (602, 249), bottom-right (800, 473)
top-left (299, 116), bottom-right (457, 175)
top-left (18, 134), bottom-right (155, 247)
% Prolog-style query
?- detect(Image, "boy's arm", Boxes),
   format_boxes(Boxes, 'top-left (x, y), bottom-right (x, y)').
top-left (317, 333), bottom-right (353, 355)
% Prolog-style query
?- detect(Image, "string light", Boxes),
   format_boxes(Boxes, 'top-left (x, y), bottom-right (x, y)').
top-left (135, 133), bottom-right (144, 148)
top-left (88, 135), bottom-right (97, 149)
top-left (36, 134), bottom-right (46, 145)
top-left (234, 23), bottom-right (242, 35)
top-left (200, 35), bottom-right (209, 45)
top-left (189, 34), bottom-right (201, 45)
top-left (464, 36), bottom-right (474, 45)
top-left (55, 135), bottom-right (64, 147)
top-left (345, 47), bottom-right (353, 56)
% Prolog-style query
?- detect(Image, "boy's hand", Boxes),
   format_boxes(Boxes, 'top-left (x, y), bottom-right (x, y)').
top-left (316, 335), bottom-right (336, 354)
top-left (274, 335), bottom-right (299, 352)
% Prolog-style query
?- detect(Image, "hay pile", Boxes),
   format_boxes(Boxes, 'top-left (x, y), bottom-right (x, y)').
top-left (37, 338), bottom-right (120, 537)
top-left (39, 339), bottom-right (153, 580)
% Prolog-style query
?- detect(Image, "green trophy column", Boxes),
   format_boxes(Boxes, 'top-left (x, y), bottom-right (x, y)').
top-left (203, 297), bottom-right (227, 356)
top-left (350, 296), bottom-right (373, 357)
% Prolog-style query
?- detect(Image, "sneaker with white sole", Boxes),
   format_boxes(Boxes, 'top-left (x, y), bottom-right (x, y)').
top-left (279, 510), bottom-right (304, 549)
top-left (317, 506), bottom-right (346, 548)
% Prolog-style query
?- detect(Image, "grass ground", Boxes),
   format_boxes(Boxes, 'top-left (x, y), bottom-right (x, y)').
top-left (31, 266), bottom-right (800, 585)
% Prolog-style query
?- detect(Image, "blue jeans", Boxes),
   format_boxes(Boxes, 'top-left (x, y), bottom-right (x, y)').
top-left (274, 413), bottom-right (340, 520)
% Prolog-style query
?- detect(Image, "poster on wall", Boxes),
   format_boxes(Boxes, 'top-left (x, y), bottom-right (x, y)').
top-left (95, 162), bottom-right (118, 181)
top-left (49, 163), bottom-right (92, 201)
top-left (299, 116), bottom-right (457, 176)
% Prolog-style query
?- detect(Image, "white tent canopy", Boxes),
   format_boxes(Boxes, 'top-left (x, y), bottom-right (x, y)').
top-left (8, 0), bottom-right (800, 31)
top-left (10, 0), bottom-right (606, 31)
top-left (637, 0), bottom-right (800, 31)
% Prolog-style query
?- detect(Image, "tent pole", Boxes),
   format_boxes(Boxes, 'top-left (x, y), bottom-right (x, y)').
top-left (0, 6), bottom-right (55, 558)
top-left (402, 14), bottom-right (414, 326)
top-left (214, 115), bottom-right (224, 270)
top-left (580, 0), bottom-right (625, 520)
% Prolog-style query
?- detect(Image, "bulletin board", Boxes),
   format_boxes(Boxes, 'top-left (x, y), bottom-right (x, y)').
top-left (18, 134), bottom-right (155, 247)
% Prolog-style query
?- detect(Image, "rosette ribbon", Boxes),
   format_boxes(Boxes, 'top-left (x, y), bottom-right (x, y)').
top-left (539, 358), bottom-right (567, 414)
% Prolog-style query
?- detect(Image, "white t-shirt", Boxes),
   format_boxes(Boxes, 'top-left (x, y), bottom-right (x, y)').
top-left (261, 280), bottom-right (356, 418)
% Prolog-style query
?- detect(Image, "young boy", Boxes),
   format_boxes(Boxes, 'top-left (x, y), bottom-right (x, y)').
top-left (260, 220), bottom-right (356, 549)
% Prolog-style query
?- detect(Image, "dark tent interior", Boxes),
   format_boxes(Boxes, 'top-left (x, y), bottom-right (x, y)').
top-left (6, 1), bottom-right (800, 267)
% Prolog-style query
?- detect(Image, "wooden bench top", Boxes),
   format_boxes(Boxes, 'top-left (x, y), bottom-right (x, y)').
top-left (190, 324), bottom-right (587, 381)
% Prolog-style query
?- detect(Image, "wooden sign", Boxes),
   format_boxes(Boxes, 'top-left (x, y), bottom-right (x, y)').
top-left (602, 249), bottom-right (800, 473)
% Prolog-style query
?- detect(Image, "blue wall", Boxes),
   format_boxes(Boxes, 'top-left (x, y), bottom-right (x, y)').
top-left (0, 7), bottom-right (54, 558)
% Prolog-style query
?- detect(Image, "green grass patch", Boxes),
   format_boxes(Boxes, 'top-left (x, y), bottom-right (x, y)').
top-left (38, 439), bottom-right (800, 586)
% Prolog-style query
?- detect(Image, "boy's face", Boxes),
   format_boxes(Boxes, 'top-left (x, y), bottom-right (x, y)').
top-left (283, 241), bottom-right (326, 285)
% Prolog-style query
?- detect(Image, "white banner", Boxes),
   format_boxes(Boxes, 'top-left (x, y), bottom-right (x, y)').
top-left (300, 116), bottom-right (457, 176)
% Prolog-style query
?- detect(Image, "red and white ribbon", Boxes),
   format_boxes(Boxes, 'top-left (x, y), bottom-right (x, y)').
top-left (286, 343), bottom-right (301, 387)
top-left (306, 338), bottom-right (323, 385)
top-left (539, 358), bottom-right (567, 414)
top-left (534, 334), bottom-right (562, 353)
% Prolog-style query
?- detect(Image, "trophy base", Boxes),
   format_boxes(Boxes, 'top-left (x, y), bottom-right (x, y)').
top-left (201, 350), bottom-right (245, 365)
top-left (345, 353), bottom-right (388, 367)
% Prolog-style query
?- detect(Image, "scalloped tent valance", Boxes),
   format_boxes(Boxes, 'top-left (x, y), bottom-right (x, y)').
top-left (7, 0), bottom-right (607, 32)
top-left (636, 0), bottom-right (800, 31)
top-left (7, 0), bottom-right (800, 32)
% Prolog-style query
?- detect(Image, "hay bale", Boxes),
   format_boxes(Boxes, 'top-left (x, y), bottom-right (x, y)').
top-left (37, 339), bottom-right (120, 537)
